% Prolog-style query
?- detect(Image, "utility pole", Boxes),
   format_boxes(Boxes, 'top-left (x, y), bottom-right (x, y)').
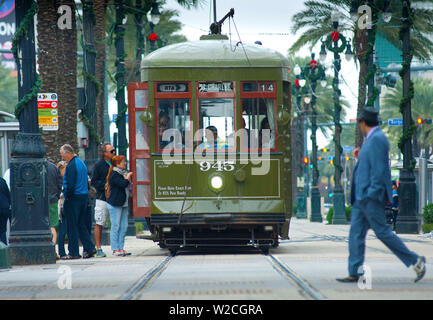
top-left (9, 0), bottom-right (55, 265)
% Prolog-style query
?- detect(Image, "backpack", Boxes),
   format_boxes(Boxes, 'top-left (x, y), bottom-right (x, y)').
top-left (104, 182), bottom-right (111, 200)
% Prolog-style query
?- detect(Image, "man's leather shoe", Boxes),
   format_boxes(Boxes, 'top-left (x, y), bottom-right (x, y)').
top-left (336, 276), bottom-right (359, 283)
top-left (83, 249), bottom-right (97, 259)
top-left (414, 256), bottom-right (426, 283)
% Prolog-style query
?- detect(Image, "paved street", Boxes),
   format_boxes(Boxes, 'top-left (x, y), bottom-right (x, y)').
top-left (0, 218), bottom-right (431, 300)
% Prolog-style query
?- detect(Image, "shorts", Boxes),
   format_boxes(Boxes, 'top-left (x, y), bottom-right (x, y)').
top-left (94, 199), bottom-right (109, 226)
top-left (49, 202), bottom-right (59, 228)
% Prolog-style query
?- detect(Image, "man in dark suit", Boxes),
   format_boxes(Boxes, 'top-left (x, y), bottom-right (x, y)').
top-left (337, 107), bottom-right (426, 283)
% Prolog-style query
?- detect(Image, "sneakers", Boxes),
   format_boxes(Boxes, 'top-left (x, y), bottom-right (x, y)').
top-left (113, 249), bottom-right (131, 257)
top-left (94, 248), bottom-right (107, 258)
top-left (413, 256), bottom-right (426, 283)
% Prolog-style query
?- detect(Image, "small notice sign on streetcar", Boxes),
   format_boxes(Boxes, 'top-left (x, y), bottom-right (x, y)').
top-left (38, 93), bottom-right (58, 131)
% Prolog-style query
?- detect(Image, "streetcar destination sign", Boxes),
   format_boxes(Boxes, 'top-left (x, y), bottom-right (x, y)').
top-left (157, 83), bottom-right (188, 93)
top-left (198, 82), bottom-right (233, 93)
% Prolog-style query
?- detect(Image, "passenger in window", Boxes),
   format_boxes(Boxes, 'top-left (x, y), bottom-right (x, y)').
top-left (241, 117), bottom-right (250, 149)
top-left (200, 125), bottom-right (228, 150)
top-left (259, 117), bottom-right (271, 149)
top-left (158, 112), bottom-right (171, 149)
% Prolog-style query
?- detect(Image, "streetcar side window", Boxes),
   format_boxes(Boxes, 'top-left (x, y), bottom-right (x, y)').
top-left (240, 81), bottom-right (277, 151)
top-left (157, 99), bottom-right (191, 150)
top-left (241, 98), bottom-right (276, 150)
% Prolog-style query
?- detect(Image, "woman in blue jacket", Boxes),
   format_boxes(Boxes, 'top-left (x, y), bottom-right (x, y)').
top-left (106, 155), bottom-right (133, 256)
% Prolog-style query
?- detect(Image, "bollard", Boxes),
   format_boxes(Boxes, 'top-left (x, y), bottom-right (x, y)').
top-left (0, 241), bottom-right (11, 269)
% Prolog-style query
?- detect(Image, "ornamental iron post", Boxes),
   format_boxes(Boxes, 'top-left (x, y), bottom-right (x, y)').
top-left (395, 0), bottom-right (419, 234)
top-left (9, 0), bottom-right (56, 265)
top-left (115, 0), bottom-right (127, 156)
top-left (82, 0), bottom-right (99, 169)
top-left (302, 54), bottom-right (326, 222)
top-left (321, 13), bottom-right (352, 224)
top-left (294, 72), bottom-right (307, 219)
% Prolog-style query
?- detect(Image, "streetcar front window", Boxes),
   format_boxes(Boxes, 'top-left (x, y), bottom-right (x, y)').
top-left (157, 99), bottom-right (190, 150)
top-left (198, 98), bottom-right (234, 149)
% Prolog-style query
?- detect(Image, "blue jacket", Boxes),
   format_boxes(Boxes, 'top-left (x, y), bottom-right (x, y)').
top-left (351, 127), bottom-right (392, 205)
top-left (63, 156), bottom-right (88, 200)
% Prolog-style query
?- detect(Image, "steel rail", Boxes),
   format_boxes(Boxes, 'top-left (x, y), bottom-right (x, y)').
top-left (120, 254), bottom-right (175, 300)
top-left (267, 254), bottom-right (325, 300)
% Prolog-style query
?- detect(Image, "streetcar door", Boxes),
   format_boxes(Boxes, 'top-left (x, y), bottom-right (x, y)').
top-left (128, 83), bottom-right (151, 218)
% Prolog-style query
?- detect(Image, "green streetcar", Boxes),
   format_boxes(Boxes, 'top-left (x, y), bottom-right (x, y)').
top-left (127, 31), bottom-right (292, 254)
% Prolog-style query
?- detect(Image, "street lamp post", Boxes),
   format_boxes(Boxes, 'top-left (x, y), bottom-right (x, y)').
top-left (9, 0), bottom-right (56, 265)
top-left (320, 12), bottom-right (353, 224)
top-left (293, 68), bottom-right (307, 219)
top-left (395, 0), bottom-right (419, 234)
top-left (302, 54), bottom-right (326, 223)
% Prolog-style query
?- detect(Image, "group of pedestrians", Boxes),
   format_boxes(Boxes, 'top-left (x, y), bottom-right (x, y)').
top-left (57, 142), bottom-right (133, 259)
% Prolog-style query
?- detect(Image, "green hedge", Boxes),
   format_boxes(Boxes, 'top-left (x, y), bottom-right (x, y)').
top-left (326, 206), bottom-right (352, 224)
top-left (422, 223), bottom-right (433, 233)
top-left (422, 204), bottom-right (433, 224)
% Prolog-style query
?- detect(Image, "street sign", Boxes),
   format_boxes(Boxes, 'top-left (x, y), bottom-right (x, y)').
top-left (38, 93), bottom-right (58, 131)
top-left (342, 146), bottom-right (354, 153)
top-left (388, 118), bottom-right (403, 126)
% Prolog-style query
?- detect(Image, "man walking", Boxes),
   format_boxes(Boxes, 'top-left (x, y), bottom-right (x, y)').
top-left (60, 144), bottom-right (96, 259)
top-left (91, 142), bottom-right (115, 257)
top-left (337, 107), bottom-right (426, 283)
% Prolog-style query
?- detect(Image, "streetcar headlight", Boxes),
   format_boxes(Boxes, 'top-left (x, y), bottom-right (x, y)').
top-left (209, 175), bottom-right (224, 192)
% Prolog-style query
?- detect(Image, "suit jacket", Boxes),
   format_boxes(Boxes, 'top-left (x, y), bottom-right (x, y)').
top-left (351, 127), bottom-right (392, 206)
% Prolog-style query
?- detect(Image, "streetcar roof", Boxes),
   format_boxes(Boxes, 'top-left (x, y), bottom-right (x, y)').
top-left (141, 39), bottom-right (289, 69)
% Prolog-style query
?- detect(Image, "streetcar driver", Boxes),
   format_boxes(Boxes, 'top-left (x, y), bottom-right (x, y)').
top-left (200, 125), bottom-right (228, 149)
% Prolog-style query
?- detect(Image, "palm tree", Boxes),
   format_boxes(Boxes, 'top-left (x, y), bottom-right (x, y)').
top-left (37, 0), bottom-right (78, 161)
top-left (289, 0), bottom-right (433, 148)
top-left (381, 77), bottom-right (433, 158)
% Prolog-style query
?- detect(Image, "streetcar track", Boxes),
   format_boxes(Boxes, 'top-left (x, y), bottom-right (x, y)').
top-left (120, 254), bottom-right (175, 300)
top-left (267, 254), bottom-right (325, 300)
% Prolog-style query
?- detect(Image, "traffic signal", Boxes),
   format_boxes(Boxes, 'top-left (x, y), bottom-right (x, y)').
top-left (416, 117), bottom-right (432, 125)
top-left (303, 157), bottom-right (309, 165)
top-left (318, 156), bottom-right (323, 161)
top-left (321, 147), bottom-right (328, 153)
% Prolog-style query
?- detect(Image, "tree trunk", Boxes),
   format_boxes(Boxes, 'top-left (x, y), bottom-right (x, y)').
top-left (354, 28), bottom-right (368, 148)
top-left (38, 0), bottom-right (78, 162)
top-left (94, 0), bottom-right (108, 145)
